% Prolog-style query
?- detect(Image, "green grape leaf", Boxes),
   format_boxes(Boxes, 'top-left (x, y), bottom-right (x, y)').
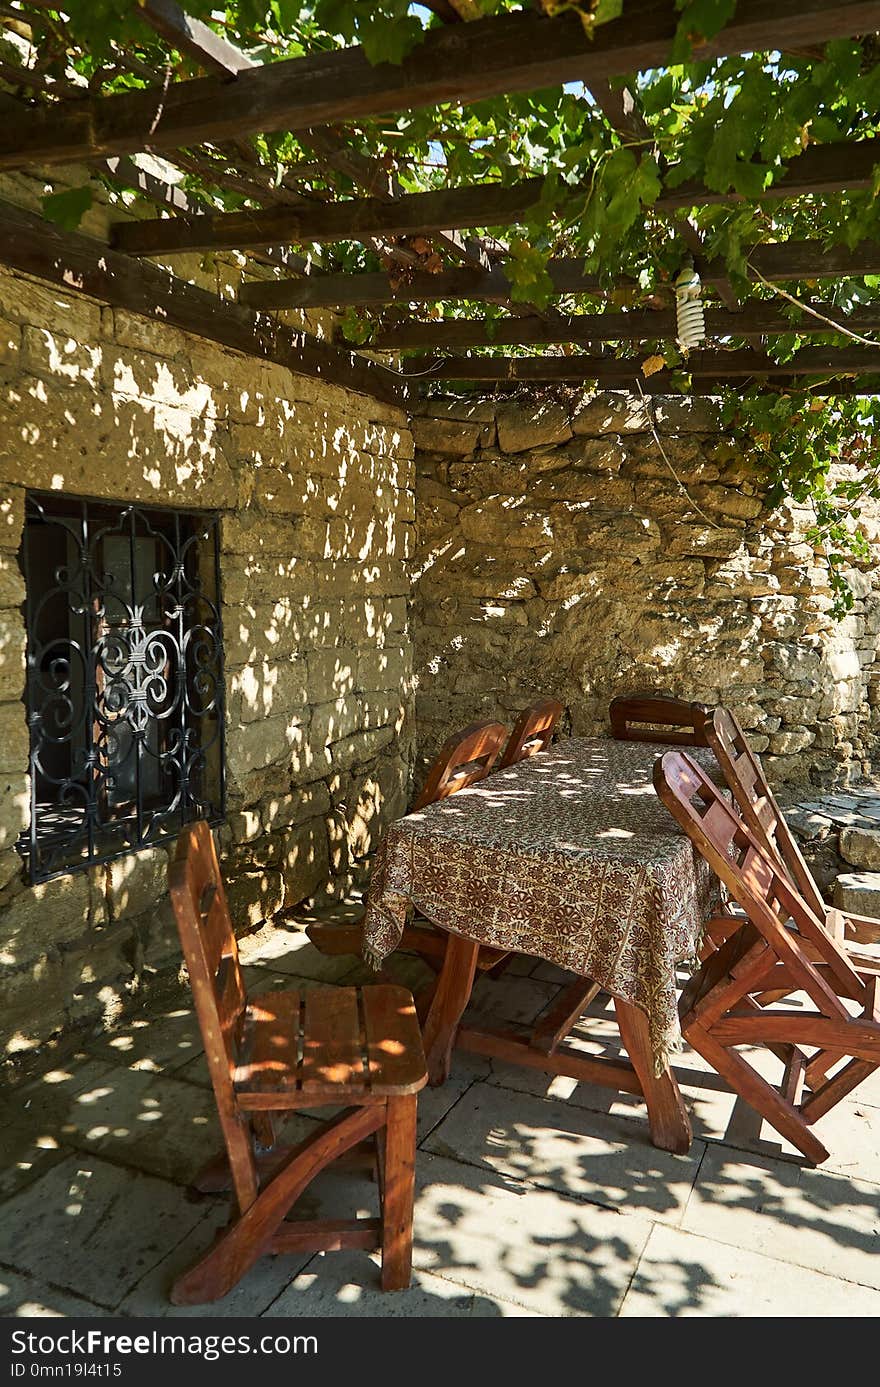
top-left (41, 185), bottom-right (94, 232)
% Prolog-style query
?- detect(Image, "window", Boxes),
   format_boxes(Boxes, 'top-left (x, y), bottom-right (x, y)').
top-left (20, 493), bottom-right (225, 883)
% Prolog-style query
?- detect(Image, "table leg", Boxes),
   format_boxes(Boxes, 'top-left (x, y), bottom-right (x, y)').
top-left (614, 999), bottom-right (692, 1155)
top-left (421, 933), bottom-right (480, 1085)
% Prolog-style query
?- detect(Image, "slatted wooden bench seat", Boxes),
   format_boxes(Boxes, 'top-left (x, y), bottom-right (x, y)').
top-left (169, 820), bottom-right (427, 1305)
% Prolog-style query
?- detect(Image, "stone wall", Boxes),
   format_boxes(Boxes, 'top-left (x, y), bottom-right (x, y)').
top-left (0, 264), bottom-right (415, 1057)
top-left (412, 393), bottom-right (880, 788)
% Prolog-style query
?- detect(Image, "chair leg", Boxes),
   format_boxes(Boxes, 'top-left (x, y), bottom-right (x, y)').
top-left (381, 1094), bottom-right (418, 1292)
top-left (171, 1106), bottom-right (384, 1305)
top-left (685, 1020), bottom-right (830, 1165)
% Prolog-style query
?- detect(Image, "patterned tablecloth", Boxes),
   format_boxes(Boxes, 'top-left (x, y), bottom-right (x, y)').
top-left (363, 737), bottom-right (722, 1070)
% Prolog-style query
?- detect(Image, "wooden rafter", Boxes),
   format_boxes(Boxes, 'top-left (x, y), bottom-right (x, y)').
top-left (418, 345), bottom-right (880, 381)
top-left (136, 0), bottom-right (493, 277)
top-left (3, 3), bottom-right (879, 169)
top-left (237, 238), bottom-right (880, 310)
top-left (111, 140), bottom-right (880, 256)
top-left (138, 0), bottom-right (257, 76)
top-left (367, 300), bottom-right (880, 349)
top-left (0, 199), bottom-right (408, 408)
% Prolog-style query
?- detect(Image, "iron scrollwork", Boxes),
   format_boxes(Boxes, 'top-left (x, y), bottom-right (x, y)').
top-left (21, 493), bottom-right (225, 882)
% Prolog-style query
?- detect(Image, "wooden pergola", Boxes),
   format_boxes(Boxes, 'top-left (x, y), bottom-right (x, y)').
top-left (1, 0), bottom-right (880, 408)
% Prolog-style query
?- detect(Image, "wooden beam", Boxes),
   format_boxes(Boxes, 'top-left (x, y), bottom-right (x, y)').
top-left (4, 3), bottom-right (880, 169)
top-left (0, 199), bottom-right (408, 408)
top-left (419, 345), bottom-right (880, 381)
top-left (112, 140), bottom-right (880, 256)
top-left (467, 375), bottom-right (880, 396)
top-left (138, 0), bottom-right (487, 274)
top-left (368, 300), bottom-right (880, 349)
top-left (138, 0), bottom-right (257, 77)
top-left (742, 238), bottom-right (880, 282)
top-left (252, 260), bottom-right (603, 310)
top-left (240, 237), bottom-right (880, 311)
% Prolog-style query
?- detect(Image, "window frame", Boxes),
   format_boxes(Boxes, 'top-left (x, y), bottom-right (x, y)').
top-left (19, 491), bottom-right (226, 885)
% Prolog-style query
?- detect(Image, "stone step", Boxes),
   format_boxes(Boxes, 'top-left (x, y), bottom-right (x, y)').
top-left (833, 871), bottom-right (880, 917)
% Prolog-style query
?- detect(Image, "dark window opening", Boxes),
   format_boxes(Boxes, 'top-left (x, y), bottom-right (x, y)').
top-left (20, 493), bottom-right (225, 883)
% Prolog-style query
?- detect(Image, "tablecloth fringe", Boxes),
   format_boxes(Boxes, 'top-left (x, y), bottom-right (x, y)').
top-left (363, 941), bottom-right (386, 972)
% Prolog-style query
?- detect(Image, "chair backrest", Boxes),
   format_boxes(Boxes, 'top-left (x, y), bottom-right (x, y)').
top-left (609, 693), bottom-right (711, 746)
top-left (653, 750), bottom-right (866, 1014)
top-left (169, 820), bottom-right (258, 1210)
top-left (498, 698), bottom-right (564, 769)
top-left (412, 720), bottom-right (508, 811)
top-left (705, 706), bottom-right (827, 919)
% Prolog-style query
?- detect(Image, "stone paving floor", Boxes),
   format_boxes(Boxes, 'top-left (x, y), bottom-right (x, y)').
top-left (1, 922), bottom-right (879, 1319)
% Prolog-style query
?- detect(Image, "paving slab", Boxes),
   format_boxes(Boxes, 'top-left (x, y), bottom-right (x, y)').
top-left (466, 974), bottom-right (560, 1027)
top-left (619, 1223), bottom-right (880, 1317)
top-left (262, 1251), bottom-right (545, 1317)
top-left (0, 1153), bottom-right (204, 1309)
top-left (682, 1145), bottom-right (880, 1289)
top-left (237, 930), bottom-right (360, 983)
top-left (40, 1065), bottom-right (225, 1186)
top-left (1, 1060), bottom-right (118, 1201)
top-left (85, 1003), bottom-right (205, 1075)
top-left (0, 1269), bottom-right (111, 1318)
top-left (423, 1082), bottom-right (704, 1224)
top-left (119, 1204), bottom-right (315, 1317)
top-left (410, 1151), bottom-right (651, 1316)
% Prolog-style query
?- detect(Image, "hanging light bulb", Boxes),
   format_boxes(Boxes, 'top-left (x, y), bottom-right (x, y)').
top-left (675, 260), bottom-right (706, 351)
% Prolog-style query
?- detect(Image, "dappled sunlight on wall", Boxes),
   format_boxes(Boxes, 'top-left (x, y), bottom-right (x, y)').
top-left (0, 263), bottom-right (415, 1057)
top-left (413, 395), bottom-right (880, 791)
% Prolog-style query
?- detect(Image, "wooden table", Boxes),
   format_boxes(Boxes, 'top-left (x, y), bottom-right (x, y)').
top-left (363, 737), bottom-right (723, 1154)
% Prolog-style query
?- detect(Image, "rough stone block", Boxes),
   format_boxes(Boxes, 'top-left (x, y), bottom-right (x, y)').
top-left (226, 715), bottom-right (304, 777)
top-left (0, 552), bottom-right (24, 610)
top-left (21, 326), bottom-right (102, 385)
top-left (107, 845), bottom-right (171, 922)
top-left (653, 396), bottom-right (723, 433)
top-left (0, 774), bottom-right (27, 856)
top-left (411, 416), bottom-right (483, 455)
top-left (113, 308), bottom-right (191, 359)
top-left (0, 316), bottom-right (20, 365)
top-left (260, 780), bottom-right (332, 833)
top-left (0, 949), bottom-right (69, 1052)
top-left (825, 649), bottom-right (861, 681)
top-left (571, 391), bottom-right (650, 436)
top-left (839, 826), bottom-right (880, 871)
top-left (0, 700), bottom-right (28, 772)
top-left (666, 525), bottom-right (743, 559)
top-left (358, 644), bottom-right (411, 692)
top-left (833, 871), bottom-right (880, 917)
top-left (279, 818), bottom-right (330, 907)
top-left (330, 724), bottom-right (396, 773)
top-left (226, 867), bottom-right (284, 932)
top-left (496, 401), bottom-right (572, 453)
top-left (231, 657), bottom-right (309, 724)
top-left (768, 726), bottom-right (814, 755)
top-left (0, 871), bottom-right (91, 969)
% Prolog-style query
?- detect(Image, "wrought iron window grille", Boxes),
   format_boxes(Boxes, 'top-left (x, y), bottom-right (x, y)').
top-left (20, 493), bottom-right (225, 884)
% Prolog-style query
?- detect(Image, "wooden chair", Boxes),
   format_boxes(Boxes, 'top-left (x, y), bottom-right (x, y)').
top-left (498, 698), bottom-right (564, 769)
top-left (412, 719), bottom-right (509, 808)
top-left (307, 720), bottom-right (510, 976)
top-left (168, 820), bottom-right (427, 1304)
top-left (654, 750), bottom-right (880, 1165)
top-left (610, 693), bottom-right (712, 747)
top-left (704, 706), bottom-right (880, 955)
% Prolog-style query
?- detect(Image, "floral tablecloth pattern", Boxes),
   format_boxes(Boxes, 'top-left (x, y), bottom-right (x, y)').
top-left (363, 737), bottom-right (722, 1071)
